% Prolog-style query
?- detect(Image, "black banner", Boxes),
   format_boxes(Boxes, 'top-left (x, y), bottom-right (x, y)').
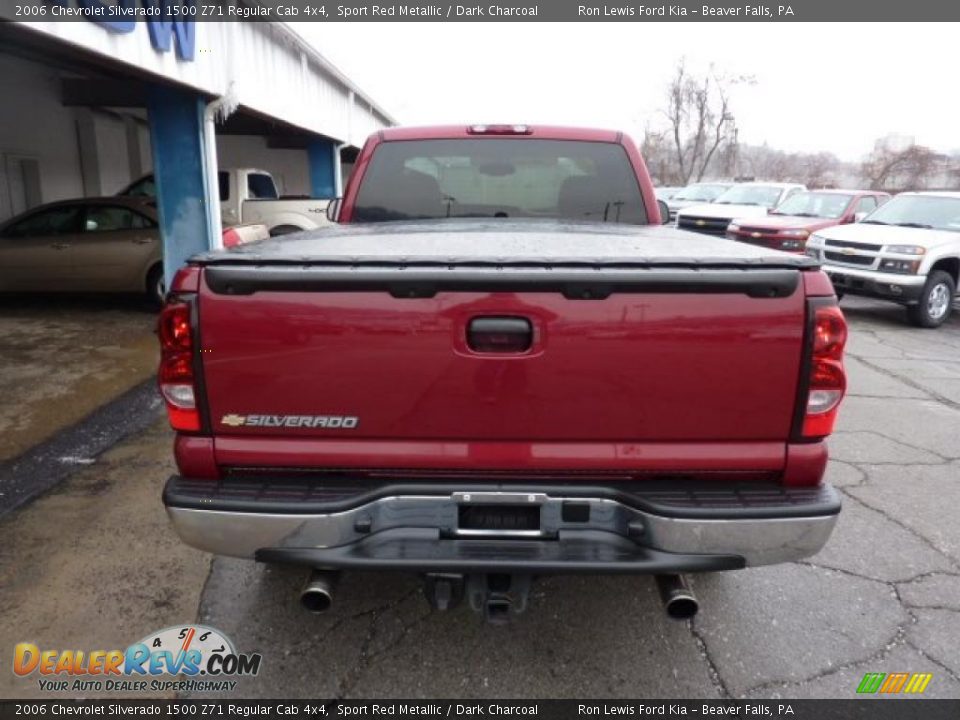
top-left (7, 0), bottom-right (960, 22)
top-left (2, 701), bottom-right (960, 720)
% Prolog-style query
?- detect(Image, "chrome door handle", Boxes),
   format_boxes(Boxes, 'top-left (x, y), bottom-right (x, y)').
top-left (132, 238), bottom-right (153, 245)
top-left (51, 243), bottom-right (70, 250)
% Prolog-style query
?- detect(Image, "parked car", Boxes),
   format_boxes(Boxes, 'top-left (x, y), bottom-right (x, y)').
top-left (0, 197), bottom-right (270, 307)
top-left (160, 124), bottom-right (846, 623)
top-left (666, 182), bottom-right (734, 222)
top-left (121, 168), bottom-right (331, 237)
top-left (808, 191), bottom-right (960, 327)
top-left (0, 196), bottom-right (165, 305)
top-left (654, 186), bottom-right (682, 201)
top-left (677, 182), bottom-right (806, 235)
top-left (727, 190), bottom-right (890, 252)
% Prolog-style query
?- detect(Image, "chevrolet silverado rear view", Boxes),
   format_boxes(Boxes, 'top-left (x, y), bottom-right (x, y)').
top-left (160, 125), bottom-right (847, 622)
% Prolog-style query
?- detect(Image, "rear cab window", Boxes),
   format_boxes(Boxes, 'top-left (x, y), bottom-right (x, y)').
top-left (352, 139), bottom-right (647, 224)
top-left (247, 173), bottom-right (279, 200)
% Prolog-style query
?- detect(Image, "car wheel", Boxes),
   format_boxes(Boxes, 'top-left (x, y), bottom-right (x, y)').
top-left (269, 224), bottom-right (302, 237)
top-left (146, 264), bottom-right (165, 310)
top-left (906, 270), bottom-right (955, 328)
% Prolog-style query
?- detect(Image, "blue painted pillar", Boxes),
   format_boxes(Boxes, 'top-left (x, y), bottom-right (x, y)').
top-left (308, 138), bottom-right (339, 198)
top-left (147, 84), bottom-right (215, 287)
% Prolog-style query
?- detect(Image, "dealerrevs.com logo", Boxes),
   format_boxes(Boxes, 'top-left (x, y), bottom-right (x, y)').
top-left (13, 625), bottom-right (262, 693)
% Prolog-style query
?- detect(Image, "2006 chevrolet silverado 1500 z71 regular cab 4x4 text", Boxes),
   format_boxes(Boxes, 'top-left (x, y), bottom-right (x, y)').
top-left (159, 125), bottom-right (847, 622)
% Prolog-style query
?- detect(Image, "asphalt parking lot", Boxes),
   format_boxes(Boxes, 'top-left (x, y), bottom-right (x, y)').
top-left (1, 295), bottom-right (959, 700)
top-left (0, 294), bottom-right (157, 463)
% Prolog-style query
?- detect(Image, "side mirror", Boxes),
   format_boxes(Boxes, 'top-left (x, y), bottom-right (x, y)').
top-left (657, 199), bottom-right (671, 225)
top-left (853, 212), bottom-right (867, 223)
top-left (326, 198), bottom-right (342, 223)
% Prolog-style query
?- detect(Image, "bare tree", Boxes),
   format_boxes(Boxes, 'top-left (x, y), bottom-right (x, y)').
top-left (861, 140), bottom-right (938, 191)
top-left (734, 144), bottom-right (843, 186)
top-left (663, 60), bottom-right (751, 184)
top-left (738, 144), bottom-right (793, 182)
top-left (640, 126), bottom-right (676, 186)
top-left (949, 154), bottom-right (960, 189)
top-left (802, 152), bottom-right (840, 188)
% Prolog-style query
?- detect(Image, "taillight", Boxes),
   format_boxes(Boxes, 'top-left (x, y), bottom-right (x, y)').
top-left (158, 300), bottom-right (200, 432)
top-left (467, 124), bottom-right (532, 135)
top-left (802, 303), bottom-right (847, 438)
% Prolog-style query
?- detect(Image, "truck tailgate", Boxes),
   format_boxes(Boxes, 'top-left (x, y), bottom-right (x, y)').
top-left (196, 270), bottom-right (807, 473)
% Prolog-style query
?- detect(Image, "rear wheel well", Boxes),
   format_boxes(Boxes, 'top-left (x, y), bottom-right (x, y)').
top-left (146, 262), bottom-right (163, 288)
top-left (930, 257), bottom-right (960, 286)
top-left (145, 263), bottom-right (165, 309)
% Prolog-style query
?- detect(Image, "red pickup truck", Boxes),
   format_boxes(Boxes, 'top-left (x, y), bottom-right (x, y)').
top-left (160, 125), bottom-right (846, 622)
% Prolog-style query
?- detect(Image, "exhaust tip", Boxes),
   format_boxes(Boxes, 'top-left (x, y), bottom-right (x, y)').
top-left (300, 570), bottom-right (338, 614)
top-left (655, 573), bottom-right (699, 621)
top-left (664, 595), bottom-right (699, 620)
top-left (300, 588), bottom-right (333, 614)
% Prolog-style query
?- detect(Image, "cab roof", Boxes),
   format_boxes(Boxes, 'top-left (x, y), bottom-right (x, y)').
top-left (379, 125), bottom-right (624, 142)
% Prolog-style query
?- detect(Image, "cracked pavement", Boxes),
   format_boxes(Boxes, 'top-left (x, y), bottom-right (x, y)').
top-left (1, 295), bottom-right (959, 700)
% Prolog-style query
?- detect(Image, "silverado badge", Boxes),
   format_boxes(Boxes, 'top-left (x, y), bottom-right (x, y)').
top-left (220, 414), bottom-right (359, 429)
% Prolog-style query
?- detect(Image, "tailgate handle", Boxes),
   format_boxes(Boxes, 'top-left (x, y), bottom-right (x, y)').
top-left (467, 316), bottom-right (532, 353)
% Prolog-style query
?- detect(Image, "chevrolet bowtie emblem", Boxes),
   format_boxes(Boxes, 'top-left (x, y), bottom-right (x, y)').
top-left (751, 232), bottom-right (761, 238)
top-left (695, 219), bottom-right (706, 226)
top-left (221, 414), bottom-right (246, 427)
top-left (841, 247), bottom-right (856, 255)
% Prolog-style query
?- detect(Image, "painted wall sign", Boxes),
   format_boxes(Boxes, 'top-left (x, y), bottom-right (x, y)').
top-left (53, 0), bottom-right (196, 61)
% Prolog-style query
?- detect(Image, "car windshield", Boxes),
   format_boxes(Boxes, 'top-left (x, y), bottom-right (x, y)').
top-left (352, 138), bottom-right (647, 224)
top-left (713, 185), bottom-right (785, 207)
top-left (861, 195), bottom-right (960, 231)
top-left (771, 192), bottom-right (853, 219)
top-left (672, 184), bottom-right (730, 202)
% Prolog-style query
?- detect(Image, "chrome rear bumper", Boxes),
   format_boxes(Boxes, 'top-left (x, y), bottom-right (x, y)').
top-left (164, 478), bottom-right (840, 570)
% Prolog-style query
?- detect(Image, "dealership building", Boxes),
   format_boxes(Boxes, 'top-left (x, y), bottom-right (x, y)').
top-left (0, 17), bottom-right (394, 282)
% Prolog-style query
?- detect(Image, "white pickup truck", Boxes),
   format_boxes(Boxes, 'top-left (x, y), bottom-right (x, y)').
top-left (121, 168), bottom-right (332, 237)
top-left (807, 191), bottom-right (960, 327)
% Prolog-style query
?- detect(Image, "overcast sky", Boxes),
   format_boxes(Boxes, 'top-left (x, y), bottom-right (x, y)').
top-left (291, 23), bottom-right (959, 161)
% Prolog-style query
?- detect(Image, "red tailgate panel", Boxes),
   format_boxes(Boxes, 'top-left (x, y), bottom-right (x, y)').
top-left (198, 282), bottom-right (805, 449)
